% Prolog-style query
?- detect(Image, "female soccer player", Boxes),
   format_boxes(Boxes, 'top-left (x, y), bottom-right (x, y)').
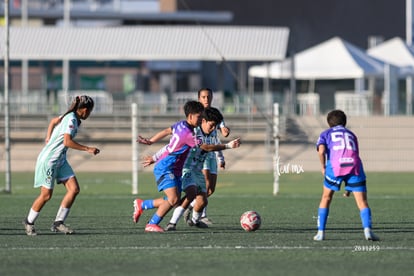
top-left (165, 107), bottom-right (240, 231)
top-left (23, 95), bottom-right (100, 236)
top-left (185, 88), bottom-right (230, 225)
top-left (313, 109), bottom-right (379, 241)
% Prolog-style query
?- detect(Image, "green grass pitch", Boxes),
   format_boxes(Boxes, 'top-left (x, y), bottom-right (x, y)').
top-left (1, 171), bottom-right (413, 276)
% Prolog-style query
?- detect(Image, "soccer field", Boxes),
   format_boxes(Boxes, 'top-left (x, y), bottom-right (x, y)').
top-left (1, 172), bottom-right (413, 276)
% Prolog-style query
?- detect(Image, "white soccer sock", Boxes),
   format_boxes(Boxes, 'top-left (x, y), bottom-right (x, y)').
top-left (55, 206), bottom-right (70, 222)
top-left (191, 211), bottom-right (202, 223)
top-left (169, 206), bottom-right (185, 224)
top-left (27, 208), bottom-right (40, 224)
top-left (201, 206), bottom-right (207, 218)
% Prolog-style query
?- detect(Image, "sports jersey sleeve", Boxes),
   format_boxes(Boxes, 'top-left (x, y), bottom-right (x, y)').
top-left (152, 144), bottom-right (169, 162)
top-left (62, 113), bottom-right (78, 137)
top-left (155, 121), bottom-right (196, 161)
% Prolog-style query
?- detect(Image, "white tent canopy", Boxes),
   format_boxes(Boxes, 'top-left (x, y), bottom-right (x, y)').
top-left (367, 36), bottom-right (414, 77)
top-left (367, 37), bottom-right (414, 67)
top-left (248, 36), bottom-right (385, 80)
top-left (367, 37), bottom-right (414, 115)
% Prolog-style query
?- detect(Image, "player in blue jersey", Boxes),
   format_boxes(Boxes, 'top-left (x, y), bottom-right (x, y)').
top-left (137, 88), bottom-right (230, 225)
top-left (23, 95), bottom-right (100, 236)
top-left (313, 109), bottom-right (379, 241)
top-left (165, 107), bottom-right (241, 231)
top-left (132, 101), bottom-right (204, 233)
top-left (134, 103), bottom-right (240, 233)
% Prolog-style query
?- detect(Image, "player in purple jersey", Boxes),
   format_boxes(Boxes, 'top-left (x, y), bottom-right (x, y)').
top-left (132, 101), bottom-right (204, 232)
top-left (313, 110), bottom-right (379, 241)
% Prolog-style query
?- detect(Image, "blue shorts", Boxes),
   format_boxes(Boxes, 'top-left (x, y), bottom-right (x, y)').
top-left (324, 162), bottom-right (367, 192)
top-left (153, 164), bottom-right (181, 193)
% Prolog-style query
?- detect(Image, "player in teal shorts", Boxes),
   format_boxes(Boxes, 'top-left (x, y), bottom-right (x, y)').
top-left (23, 95), bottom-right (100, 236)
top-left (313, 109), bottom-right (379, 241)
top-left (164, 107), bottom-right (241, 231)
top-left (186, 88), bottom-right (230, 225)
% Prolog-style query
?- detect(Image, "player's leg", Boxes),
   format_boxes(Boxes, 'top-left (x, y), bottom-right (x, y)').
top-left (200, 154), bottom-right (218, 224)
top-left (187, 171), bottom-right (209, 228)
top-left (314, 186), bottom-right (335, 240)
top-left (23, 186), bottom-right (54, 236)
top-left (24, 163), bottom-right (56, 236)
top-left (133, 196), bottom-right (164, 223)
top-left (51, 176), bottom-right (79, 234)
top-left (351, 191), bottom-right (379, 241)
top-left (188, 192), bottom-right (209, 228)
top-left (166, 180), bottom-right (197, 231)
top-left (347, 171), bottom-right (379, 241)
top-left (51, 161), bottom-right (79, 234)
top-left (184, 159), bottom-right (213, 222)
top-left (146, 179), bottom-right (180, 232)
top-left (314, 163), bottom-right (342, 241)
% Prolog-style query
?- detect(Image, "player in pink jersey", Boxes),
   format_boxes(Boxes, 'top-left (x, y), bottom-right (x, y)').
top-left (132, 101), bottom-right (203, 232)
top-left (313, 110), bottom-right (379, 241)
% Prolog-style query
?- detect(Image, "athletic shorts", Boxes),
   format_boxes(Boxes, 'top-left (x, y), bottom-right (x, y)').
top-left (324, 161), bottom-right (367, 192)
top-left (181, 169), bottom-right (207, 193)
top-left (154, 171), bottom-right (181, 193)
top-left (34, 159), bottom-right (75, 189)
top-left (202, 152), bottom-right (218, 174)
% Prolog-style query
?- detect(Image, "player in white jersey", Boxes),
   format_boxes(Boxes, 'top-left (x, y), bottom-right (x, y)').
top-left (23, 95), bottom-right (100, 236)
top-left (185, 88), bottom-right (230, 225)
top-left (136, 88), bottom-right (231, 225)
top-left (164, 107), bottom-right (240, 230)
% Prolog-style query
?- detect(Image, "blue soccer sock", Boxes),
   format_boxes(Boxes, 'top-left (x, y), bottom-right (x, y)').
top-left (317, 208), bottom-right (329, 231)
top-left (141, 199), bottom-right (155, 210)
top-left (360, 207), bottom-right (372, 229)
top-left (148, 213), bottom-right (163, 225)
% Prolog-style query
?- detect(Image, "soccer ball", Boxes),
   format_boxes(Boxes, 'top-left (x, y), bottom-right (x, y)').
top-left (240, 210), bottom-right (261, 232)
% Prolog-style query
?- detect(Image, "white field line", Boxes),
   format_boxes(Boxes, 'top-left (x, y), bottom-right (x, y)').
top-left (3, 245), bottom-right (414, 251)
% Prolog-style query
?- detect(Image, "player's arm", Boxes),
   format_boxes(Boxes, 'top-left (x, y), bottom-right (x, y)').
top-left (200, 137), bottom-right (241, 152)
top-left (218, 121), bottom-right (230, 137)
top-left (63, 133), bottom-right (100, 155)
top-left (216, 150), bottom-right (225, 169)
top-left (45, 116), bottom-right (62, 144)
top-left (212, 132), bottom-right (225, 168)
top-left (142, 143), bottom-right (170, 167)
top-left (317, 144), bottom-right (326, 175)
top-left (137, 127), bottom-right (172, 145)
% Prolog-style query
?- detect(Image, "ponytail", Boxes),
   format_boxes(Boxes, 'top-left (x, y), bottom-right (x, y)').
top-left (61, 95), bottom-right (94, 121)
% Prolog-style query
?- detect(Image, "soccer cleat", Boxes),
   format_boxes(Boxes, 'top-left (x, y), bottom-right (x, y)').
top-left (133, 198), bottom-right (144, 223)
top-left (187, 219), bottom-right (209, 228)
top-left (200, 216), bottom-right (213, 225)
top-left (51, 221), bottom-right (74, 234)
top-left (23, 219), bottom-right (37, 236)
top-left (183, 206), bottom-right (193, 224)
top-left (145, 224), bottom-right (164, 233)
top-left (186, 218), bottom-right (195, 227)
top-left (195, 220), bottom-right (209, 228)
top-left (313, 230), bottom-right (325, 241)
top-left (364, 228), bottom-right (380, 241)
top-left (164, 223), bottom-right (177, 231)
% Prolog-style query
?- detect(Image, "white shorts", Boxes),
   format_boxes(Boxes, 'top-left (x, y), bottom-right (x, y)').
top-left (202, 152), bottom-right (218, 174)
top-left (34, 159), bottom-right (75, 189)
top-left (181, 169), bottom-right (207, 193)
